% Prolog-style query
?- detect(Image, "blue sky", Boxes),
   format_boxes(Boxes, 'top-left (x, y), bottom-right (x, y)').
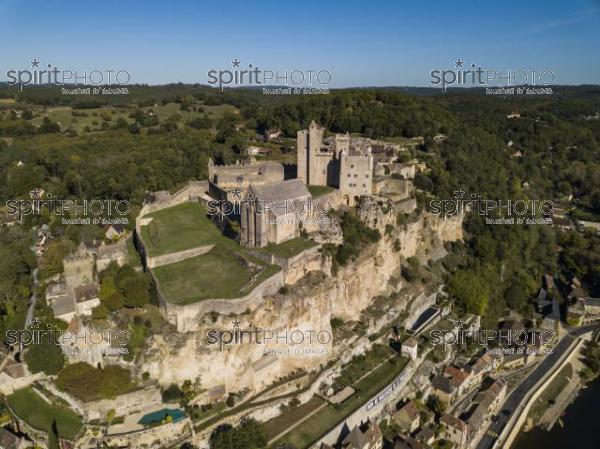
top-left (0, 0), bottom-right (599, 86)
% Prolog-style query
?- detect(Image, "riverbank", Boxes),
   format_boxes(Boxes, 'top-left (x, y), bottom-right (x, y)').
top-left (512, 377), bottom-right (600, 449)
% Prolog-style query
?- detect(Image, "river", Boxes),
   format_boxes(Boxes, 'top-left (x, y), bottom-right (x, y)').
top-left (512, 377), bottom-right (600, 449)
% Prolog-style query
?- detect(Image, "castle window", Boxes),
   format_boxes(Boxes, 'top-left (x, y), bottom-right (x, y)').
top-left (347, 174), bottom-right (351, 178)
top-left (354, 174), bottom-right (357, 178)
top-left (76, 268), bottom-right (81, 273)
top-left (351, 164), bottom-right (354, 168)
top-left (366, 174), bottom-right (369, 178)
top-left (363, 184), bottom-right (366, 187)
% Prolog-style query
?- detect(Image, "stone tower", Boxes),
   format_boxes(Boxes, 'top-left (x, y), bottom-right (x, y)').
top-left (63, 242), bottom-right (95, 291)
top-left (297, 120), bottom-right (326, 185)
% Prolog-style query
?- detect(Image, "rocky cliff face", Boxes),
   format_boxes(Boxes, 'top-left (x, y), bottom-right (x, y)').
top-left (139, 210), bottom-right (463, 393)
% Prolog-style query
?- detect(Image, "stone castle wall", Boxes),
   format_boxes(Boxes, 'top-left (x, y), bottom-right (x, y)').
top-left (166, 269), bottom-right (285, 332)
top-left (81, 387), bottom-right (163, 421)
top-left (105, 416), bottom-right (193, 448)
top-left (145, 242), bottom-right (215, 268)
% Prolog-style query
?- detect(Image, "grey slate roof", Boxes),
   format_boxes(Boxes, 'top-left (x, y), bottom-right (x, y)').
top-left (51, 294), bottom-right (76, 317)
top-left (249, 179), bottom-right (310, 202)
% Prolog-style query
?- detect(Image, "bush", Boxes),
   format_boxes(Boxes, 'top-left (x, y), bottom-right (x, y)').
top-left (56, 362), bottom-right (135, 401)
top-left (92, 303), bottom-right (109, 320)
top-left (162, 384), bottom-right (184, 403)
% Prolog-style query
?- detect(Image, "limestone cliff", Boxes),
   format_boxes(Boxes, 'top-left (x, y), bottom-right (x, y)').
top-left (139, 210), bottom-right (463, 394)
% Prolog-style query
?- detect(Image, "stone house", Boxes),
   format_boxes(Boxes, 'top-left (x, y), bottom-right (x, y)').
top-left (340, 420), bottom-right (383, 449)
top-left (401, 338), bottom-right (418, 360)
top-left (440, 414), bottom-right (467, 448)
top-left (395, 400), bottom-right (420, 433)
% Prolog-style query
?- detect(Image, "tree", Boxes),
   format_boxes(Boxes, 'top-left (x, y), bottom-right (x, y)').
top-left (162, 384), bottom-right (184, 403)
top-left (181, 443), bottom-right (199, 449)
top-left (24, 341), bottom-right (65, 375)
top-left (120, 275), bottom-right (150, 308)
top-left (48, 419), bottom-right (60, 449)
top-left (449, 270), bottom-right (490, 316)
top-left (209, 418), bottom-right (267, 449)
top-left (92, 303), bottom-right (109, 320)
top-left (104, 292), bottom-right (125, 311)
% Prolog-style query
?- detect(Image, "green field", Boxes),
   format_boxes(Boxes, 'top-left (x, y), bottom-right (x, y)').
top-left (7, 387), bottom-right (83, 440)
top-left (140, 202), bottom-right (227, 256)
top-left (27, 101), bottom-right (237, 134)
top-left (256, 237), bottom-right (318, 259)
top-left (151, 102), bottom-right (236, 121)
top-left (153, 244), bottom-right (280, 304)
top-left (270, 356), bottom-right (408, 449)
top-left (31, 105), bottom-right (131, 133)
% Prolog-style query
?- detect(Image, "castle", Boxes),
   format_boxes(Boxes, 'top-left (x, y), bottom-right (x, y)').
top-left (205, 121), bottom-right (415, 248)
top-left (297, 121), bottom-right (374, 206)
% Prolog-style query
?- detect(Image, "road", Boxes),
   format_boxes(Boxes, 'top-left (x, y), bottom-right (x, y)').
top-left (24, 267), bottom-right (38, 329)
top-left (475, 324), bottom-right (600, 449)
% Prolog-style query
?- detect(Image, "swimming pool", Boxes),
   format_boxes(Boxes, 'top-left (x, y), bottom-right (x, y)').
top-left (138, 408), bottom-right (186, 426)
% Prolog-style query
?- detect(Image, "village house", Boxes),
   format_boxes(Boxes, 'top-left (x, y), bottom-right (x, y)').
top-left (401, 338), bottom-right (418, 361)
top-left (415, 427), bottom-right (435, 446)
top-left (0, 357), bottom-right (43, 395)
top-left (463, 378), bottom-right (507, 446)
top-left (440, 414), bottom-right (468, 448)
top-left (395, 400), bottom-right (421, 433)
top-left (103, 223), bottom-right (127, 240)
top-left (340, 421), bottom-right (383, 449)
top-left (394, 436), bottom-right (432, 449)
top-left (431, 366), bottom-right (470, 403)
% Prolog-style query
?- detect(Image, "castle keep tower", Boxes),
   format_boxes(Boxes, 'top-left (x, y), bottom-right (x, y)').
top-left (296, 122), bottom-right (374, 206)
top-left (297, 120), bottom-right (328, 185)
top-left (63, 242), bottom-right (95, 291)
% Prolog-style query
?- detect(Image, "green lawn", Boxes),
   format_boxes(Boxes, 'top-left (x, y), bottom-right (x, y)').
top-left (263, 396), bottom-right (326, 440)
top-left (271, 356), bottom-right (408, 449)
top-left (256, 238), bottom-right (318, 259)
top-left (127, 235), bottom-right (143, 268)
top-left (529, 363), bottom-right (574, 422)
top-left (140, 202), bottom-right (229, 256)
top-left (7, 387), bottom-right (83, 440)
top-left (307, 185), bottom-right (335, 198)
top-left (153, 244), bottom-right (280, 304)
